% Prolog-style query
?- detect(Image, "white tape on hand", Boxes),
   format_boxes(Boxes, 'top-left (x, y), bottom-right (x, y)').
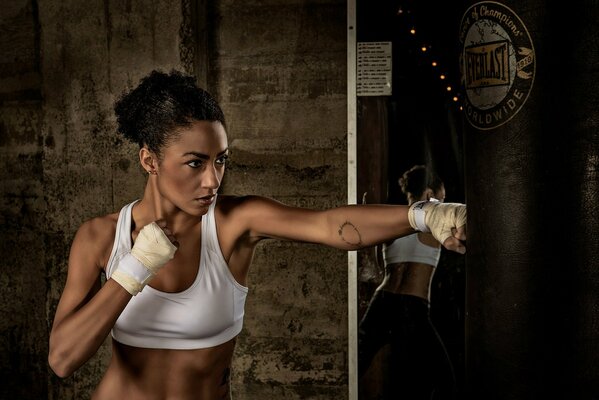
top-left (408, 200), bottom-right (466, 245)
top-left (111, 222), bottom-right (177, 295)
top-left (130, 222), bottom-right (178, 274)
top-left (111, 253), bottom-right (154, 295)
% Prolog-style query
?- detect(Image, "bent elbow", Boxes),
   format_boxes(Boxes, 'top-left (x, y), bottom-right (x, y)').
top-left (48, 347), bottom-right (76, 378)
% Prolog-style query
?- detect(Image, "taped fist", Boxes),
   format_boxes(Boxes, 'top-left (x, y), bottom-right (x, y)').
top-left (111, 221), bottom-right (178, 295)
top-left (408, 200), bottom-right (467, 254)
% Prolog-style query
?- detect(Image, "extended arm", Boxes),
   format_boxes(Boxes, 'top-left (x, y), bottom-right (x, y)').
top-left (237, 196), bottom-right (466, 253)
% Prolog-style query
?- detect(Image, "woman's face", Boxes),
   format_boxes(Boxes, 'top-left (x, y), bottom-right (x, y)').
top-left (155, 120), bottom-right (228, 216)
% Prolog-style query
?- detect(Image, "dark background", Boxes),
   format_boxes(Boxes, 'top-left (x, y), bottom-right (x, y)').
top-left (356, 0), bottom-right (468, 396)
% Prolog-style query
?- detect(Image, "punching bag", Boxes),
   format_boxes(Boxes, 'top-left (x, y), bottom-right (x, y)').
top-left (460, 1), bottom-right (599, 398)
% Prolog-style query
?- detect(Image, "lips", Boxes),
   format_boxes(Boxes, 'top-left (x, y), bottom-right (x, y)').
top-left (195, 194), bottom-right (215, 206)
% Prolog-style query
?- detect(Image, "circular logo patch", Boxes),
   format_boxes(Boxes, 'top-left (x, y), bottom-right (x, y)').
top-left (459, 2), bottom-right (535, 130)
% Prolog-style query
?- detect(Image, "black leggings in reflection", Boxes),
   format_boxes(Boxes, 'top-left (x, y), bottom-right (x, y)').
top-left (358, 291), bottom-right (456, 400)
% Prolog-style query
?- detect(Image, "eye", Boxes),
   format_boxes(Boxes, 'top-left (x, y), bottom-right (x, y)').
top-left (186, 159), bottom-right (203, 168)
top-left (216, 154), bottom-right (229, 165)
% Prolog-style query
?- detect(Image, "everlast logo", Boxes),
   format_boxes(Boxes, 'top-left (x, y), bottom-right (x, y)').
top-left (465, 41), bottom-right (509, 89)
top-left (459, 2), bottom-right (535, 130)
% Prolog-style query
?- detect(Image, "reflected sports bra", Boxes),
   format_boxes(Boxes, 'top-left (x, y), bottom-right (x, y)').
top-left (105, 195), bottom-right (249, 350)
top-left (383, 233), bottom-right (441, 267)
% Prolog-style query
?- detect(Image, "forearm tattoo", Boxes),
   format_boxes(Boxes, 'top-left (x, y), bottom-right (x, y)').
top-left (338, 221), bottom-right (363, 247)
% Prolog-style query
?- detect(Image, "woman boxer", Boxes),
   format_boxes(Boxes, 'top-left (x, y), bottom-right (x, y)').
top-left (48, 70), bottom-right (466, 399)
top-left (359, 165), bottom-right (458, 399)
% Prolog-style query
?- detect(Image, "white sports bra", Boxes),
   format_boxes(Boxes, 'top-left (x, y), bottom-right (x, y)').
top-left (383, 233), bottom-right (441, 267)
top-left (105, 195), bottom-right (249, 350)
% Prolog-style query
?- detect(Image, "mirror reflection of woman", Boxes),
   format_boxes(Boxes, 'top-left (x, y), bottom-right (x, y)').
top-left (359, 165), bottom-right (457, 400)
top-left (47, 71), bottom-right (466, 399)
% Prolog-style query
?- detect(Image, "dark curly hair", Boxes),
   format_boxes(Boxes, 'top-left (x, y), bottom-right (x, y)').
top-left (114, 69), bottom-right (226, 157)
top-left (398, 165), bottom-right (444, 200)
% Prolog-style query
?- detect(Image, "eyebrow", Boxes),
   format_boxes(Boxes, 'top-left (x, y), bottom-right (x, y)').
top-left (182, 148), bottom-right (229, 159)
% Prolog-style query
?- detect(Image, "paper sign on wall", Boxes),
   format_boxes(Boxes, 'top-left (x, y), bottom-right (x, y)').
top-left (357, 41), bottom-right (392, 96)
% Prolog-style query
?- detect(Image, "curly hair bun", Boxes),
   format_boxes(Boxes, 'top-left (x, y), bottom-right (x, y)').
top-left (114, 69), bottom-right (226, 155)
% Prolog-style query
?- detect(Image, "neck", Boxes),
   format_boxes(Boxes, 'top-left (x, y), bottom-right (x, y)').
top-left (135, 177), bottom-right (201, 234)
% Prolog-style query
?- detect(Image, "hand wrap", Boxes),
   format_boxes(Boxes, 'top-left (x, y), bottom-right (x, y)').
top-left (407, 200), bottom-right (467, 245)
top-left (111, 222), bottom-right (177, 295)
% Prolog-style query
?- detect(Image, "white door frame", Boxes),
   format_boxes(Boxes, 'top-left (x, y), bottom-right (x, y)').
top-left (347, 0), bottom-right (358, 399)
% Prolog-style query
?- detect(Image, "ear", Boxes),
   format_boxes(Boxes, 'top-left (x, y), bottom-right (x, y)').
top-left (424, 188), bottom-right (435, 201)
top-left (139, 147), bottom-right (158, 175)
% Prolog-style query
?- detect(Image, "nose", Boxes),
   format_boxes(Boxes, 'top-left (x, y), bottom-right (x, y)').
top-left (201, 163), bottom-right (221, 190)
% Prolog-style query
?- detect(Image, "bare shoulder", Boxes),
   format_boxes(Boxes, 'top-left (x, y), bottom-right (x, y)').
top-left (71, 212), bottom-right (119, 270)
top-left (215, 194), bottom-right (321, 243)
top-left (53, 211), bottom-right (120, 326)
top-left (75, 212), bottom-right (118, 242)
top-left (215, 194), bottom-right (248, 214)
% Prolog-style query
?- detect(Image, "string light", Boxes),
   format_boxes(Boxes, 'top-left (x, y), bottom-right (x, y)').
top-left (398, 7), bottom-right (461, 109)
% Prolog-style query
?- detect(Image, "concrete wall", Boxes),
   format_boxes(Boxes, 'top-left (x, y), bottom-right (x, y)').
top-left (214, 2), bottom-right (347, 396)
top-left (0, 0), bottom-right (348, 398)
top-left (0, 1), bottom-right (46, 398)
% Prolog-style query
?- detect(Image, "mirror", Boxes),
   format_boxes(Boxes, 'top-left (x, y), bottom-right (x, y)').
top-left (348, 1), bottom-right (467, 398)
